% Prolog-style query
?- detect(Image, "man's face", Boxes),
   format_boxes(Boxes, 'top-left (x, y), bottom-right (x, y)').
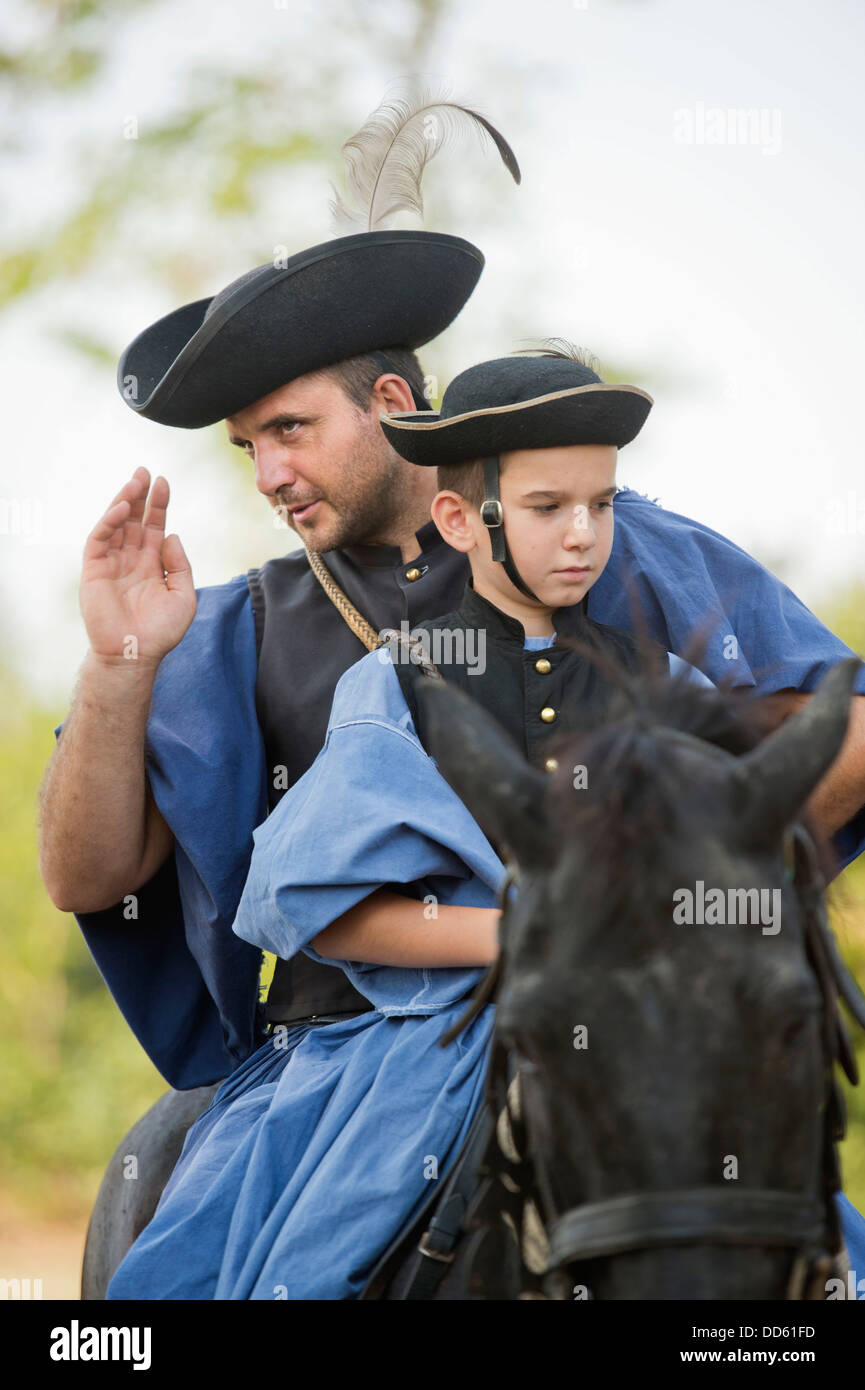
top-left (225, 370), bottom-right (414, 551)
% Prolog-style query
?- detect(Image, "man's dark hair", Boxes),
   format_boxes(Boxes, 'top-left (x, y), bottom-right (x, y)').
top-left (322, 348), bottom-right (427, 413)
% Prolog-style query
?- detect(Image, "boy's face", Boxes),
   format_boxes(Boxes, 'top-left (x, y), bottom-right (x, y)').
top-left (434, 444), bottom-right (618, 612)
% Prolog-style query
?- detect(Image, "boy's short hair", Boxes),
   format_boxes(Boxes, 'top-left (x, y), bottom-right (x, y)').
top-left (435, 341), bottom-right (599, 509)
top-left (435, 458), bottom-right (488, 509)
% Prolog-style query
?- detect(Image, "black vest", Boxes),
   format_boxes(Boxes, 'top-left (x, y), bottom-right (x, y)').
top-left (248, 527), bottom-right (663, 1025)
top-left (248, 520), bottom-right (468, 1023)
top-left (387, 581), bottom-right (662, 769)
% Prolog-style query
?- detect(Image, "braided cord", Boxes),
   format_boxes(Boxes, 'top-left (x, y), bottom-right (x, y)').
top-left (305, 546), bottom-right (444, 681)
top-left (304, 546), bottom-right (383, 652)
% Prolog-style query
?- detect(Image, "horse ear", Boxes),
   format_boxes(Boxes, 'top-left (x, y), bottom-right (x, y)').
top-left (416, 679), bottom-right (553, 867)
top-left (733, 657), bottom-right (861, 848)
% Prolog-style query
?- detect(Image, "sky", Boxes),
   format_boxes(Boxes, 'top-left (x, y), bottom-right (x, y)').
top-left (2, 0), bottom-right (864, 703)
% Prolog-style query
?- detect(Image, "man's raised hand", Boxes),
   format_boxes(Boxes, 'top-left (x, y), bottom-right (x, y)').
top-left (80, 467), bottom-right (197, 667)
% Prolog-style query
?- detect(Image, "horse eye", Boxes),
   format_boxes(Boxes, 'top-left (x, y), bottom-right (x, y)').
top-left (771, 988), bottom-right (819, 1047)
top-left (782, 1017), bottom-right (808, 1048)
top-left (781, 1006), bottom-right (820, 1049)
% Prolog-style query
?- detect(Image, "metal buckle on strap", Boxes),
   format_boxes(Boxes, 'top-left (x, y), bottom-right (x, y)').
top-left (417, 1231), bottom-right (456, 1264)
top-left (480, 499), bottom-right (503, 528)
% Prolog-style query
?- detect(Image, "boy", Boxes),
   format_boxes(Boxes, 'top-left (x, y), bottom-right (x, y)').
top-left (306, 347), bottom-right (693, 969)
top-left (106, 348), bottom-right (865, 1299)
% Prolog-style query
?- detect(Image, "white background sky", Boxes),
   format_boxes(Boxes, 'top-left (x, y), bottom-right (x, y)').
top-left (2, 0), bottom-right (863, 704)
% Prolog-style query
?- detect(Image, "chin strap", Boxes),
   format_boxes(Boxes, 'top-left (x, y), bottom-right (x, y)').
top-left (481, 455), bottom-right (542, 603)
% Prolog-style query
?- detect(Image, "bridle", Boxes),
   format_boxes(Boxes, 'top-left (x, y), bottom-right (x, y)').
top-left (451, 821), bottom-right (865, 1301)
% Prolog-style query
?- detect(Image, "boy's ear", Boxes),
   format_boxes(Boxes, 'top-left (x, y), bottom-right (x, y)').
top-left (430, 491), bottom-right (477, 553)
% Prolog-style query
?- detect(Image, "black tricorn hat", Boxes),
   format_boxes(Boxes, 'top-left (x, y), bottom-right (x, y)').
top-left (116, 230), bottom-right (484, 429)
top-left (379, 354), bottom-right (652, 465)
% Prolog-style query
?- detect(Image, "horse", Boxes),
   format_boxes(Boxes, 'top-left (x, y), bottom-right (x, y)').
top-left (82, 652), bottom-right (865, 1300)
top-left (364, 650), bottom-right (865, 1299)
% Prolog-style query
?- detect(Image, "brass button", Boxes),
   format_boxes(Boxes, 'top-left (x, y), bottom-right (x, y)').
top-left (535, 657), bottom-right (552, 674)
top-left (405, 567), bottom-right (421, 582)
top-left (544, 757), bottom-right (559, 773)
top-left (540, 707), bottom-right (557, 724)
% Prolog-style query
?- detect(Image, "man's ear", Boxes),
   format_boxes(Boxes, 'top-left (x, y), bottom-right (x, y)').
top-left (373, 373), bottom-right (417, 415)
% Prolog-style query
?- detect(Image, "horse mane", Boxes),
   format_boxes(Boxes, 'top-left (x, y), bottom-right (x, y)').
top-left (542, 628), bottom-right (838, 937)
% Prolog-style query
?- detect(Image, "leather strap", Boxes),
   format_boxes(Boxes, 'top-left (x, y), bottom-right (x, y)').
top-left (357, 1096), bottom-right (495, 1299)
top-left (404, 1101), bottom-right (496, 1299)
top-left (481, 456), bottom-right (506, 561)
top-left (480, 455), bottom-right (541, 602)
top-left (546, 1188), bottom-right (825, 1267)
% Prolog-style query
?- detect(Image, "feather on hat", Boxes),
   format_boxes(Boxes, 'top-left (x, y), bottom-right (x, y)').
top-left (116, 87), bottom-right (520, 429)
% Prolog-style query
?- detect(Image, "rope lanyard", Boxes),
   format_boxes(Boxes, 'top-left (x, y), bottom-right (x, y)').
top-left (304, 546), bottom-right (383, 652)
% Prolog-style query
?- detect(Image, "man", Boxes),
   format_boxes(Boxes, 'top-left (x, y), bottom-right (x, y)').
top-left (38, 208), bottom-right (865, 1298)
top-left (38, 226), bottom-right (488, 1079)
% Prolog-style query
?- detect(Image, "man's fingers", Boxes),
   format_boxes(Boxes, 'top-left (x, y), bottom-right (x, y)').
top-left (105, 466), bottom-right (150, 515)
top-left (85, 499), bottom-right (132, 559)
top-left (162, 533), bottom-right (194, 595)
top-left (121, 466), bottom-right (154, 549)
top-left (141, 476), bottom-right (171, 554)
top-left (84, 470), bottom-right (151, 560)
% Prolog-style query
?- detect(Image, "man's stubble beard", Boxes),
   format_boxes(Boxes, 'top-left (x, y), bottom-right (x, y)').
top-left (275, 428), bottom-right (422, 553)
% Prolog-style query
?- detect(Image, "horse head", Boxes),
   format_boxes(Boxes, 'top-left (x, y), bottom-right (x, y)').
top-left (418, 655), bottom-right (863, 1299)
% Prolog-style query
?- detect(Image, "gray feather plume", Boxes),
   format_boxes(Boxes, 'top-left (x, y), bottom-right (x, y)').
top-left (517, 337), bottom-right (602, 374)
top-left (330, 86), bottom-right (521, 234)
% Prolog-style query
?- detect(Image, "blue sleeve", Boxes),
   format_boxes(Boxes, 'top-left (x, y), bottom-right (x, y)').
top-left (667, 652), bottom-right (715, 689)
top-left (232, 652), bottom-right (505, 962)
top-left (595, 489), bottom-right (865, 694)
top-left (592, 489), bottom-right (865, 871)
top-left (836, 1192), bottom-right (865, 1289)
top-left (57, 576), bottom-right (267, 1090)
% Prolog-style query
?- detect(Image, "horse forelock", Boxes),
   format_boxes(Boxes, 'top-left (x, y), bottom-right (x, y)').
top-left (525, 646), bottom-right (835, 956)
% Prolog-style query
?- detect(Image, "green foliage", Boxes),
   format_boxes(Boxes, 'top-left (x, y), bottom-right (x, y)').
top-left (0, 100), bottom-right (332, 311)
top-left (0, 1), bottom-right (159, 93)
top-left (0, 676), bottom-right (164, 1218)
top-left (0, 0), bottom-right (463, 1222)
top-left (819, 591), bottom-right (865, 1210)
top-left (0, 1), bottom-right (453, 316)
top-left (836, 865), bottom-right (865, 1208)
